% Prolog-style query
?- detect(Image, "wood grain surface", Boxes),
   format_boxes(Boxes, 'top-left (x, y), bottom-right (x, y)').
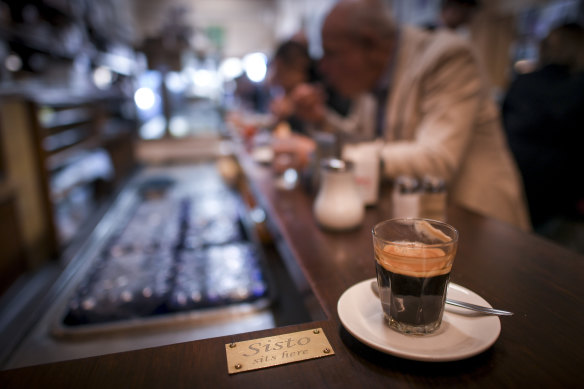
top-left (1, 150), bottom-right (583, 388)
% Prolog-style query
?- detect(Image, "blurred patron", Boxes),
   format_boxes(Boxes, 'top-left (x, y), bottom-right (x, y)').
top-left (268, 40), bottom-right (318, 134)
top-left (266, 38), bottom-right (358, 175)
top-left (502, 23), bottom-right (584, 232)
top-left (233, 72), bottom-right (269, 113)
top-left (294, 0), bottom-right (530, 230)
top-left (268, 39), bottom-right (352, 135)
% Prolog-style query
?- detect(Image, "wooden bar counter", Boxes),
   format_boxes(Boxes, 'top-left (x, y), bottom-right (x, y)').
top-left (1, 149), bottom-right (583, 388)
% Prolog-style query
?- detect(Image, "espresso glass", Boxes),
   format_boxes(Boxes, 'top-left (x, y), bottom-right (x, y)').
top-left (372, 218), bottom-right (458, 335)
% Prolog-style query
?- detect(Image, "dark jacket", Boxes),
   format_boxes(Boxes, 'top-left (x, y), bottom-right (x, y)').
top-left (502, 65), bottom-right (584, 227)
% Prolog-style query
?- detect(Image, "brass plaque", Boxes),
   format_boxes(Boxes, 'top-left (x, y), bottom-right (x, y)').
top-left (225, 328), bottom-right (335, 374)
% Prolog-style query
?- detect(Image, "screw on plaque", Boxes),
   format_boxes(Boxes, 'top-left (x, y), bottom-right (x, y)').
top-left (235, 363), bottom-right (242, 370)
top-left (229, 343), bottom-right (236, 348)
top-left (323, 348), bottom-right (330, 354)
top-left (313, 329), bottom-right (320, 334)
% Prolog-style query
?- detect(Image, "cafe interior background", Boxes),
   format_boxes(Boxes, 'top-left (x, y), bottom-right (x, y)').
top-left (0, 0), bottom-right (582, 369)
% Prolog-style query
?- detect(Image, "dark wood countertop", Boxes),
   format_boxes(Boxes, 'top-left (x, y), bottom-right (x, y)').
top-left (1, 149), bottom-right (583, 388)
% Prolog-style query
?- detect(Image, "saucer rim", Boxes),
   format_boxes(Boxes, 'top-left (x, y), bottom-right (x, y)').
top-left (337, 278), bottom-right (502, 362)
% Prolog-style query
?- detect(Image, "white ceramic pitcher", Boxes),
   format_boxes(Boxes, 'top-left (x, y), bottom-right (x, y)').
top-left (313, 158), bottom-right (364, 231)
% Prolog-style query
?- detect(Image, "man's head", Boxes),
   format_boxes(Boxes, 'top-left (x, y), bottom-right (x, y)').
top-left (269, 40), bottom-right (312, 93)
top-left (319, 0), bottom-right (397, 97)
top-left (440, 0), bottom-right (479, 30)
top-left (539, 23), bottom-right (584, 73)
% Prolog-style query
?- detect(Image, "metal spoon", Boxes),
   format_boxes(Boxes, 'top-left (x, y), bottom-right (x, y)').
top-left (370, 281), bottom-right (513, 316)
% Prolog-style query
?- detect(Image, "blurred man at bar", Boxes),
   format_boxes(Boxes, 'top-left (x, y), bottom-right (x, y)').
top-left (268, 39), bottom-right (354, 133)
top-left (503, 23), bottom-right (584, 233)
top-left (268, 40), bottom-right (317, 135)
top-left (294, 0), bottom-right (530, 230)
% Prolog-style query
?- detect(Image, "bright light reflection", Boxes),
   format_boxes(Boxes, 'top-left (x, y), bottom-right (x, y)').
top-left (249, 208), bottom-right (266, 224)
top-left (283, 168), bottom-right (298, 187)
top-left (139, 115), bottom-right (166, 139)
top-left (219, 57), bottom-right (244, 80)
top-left (243, 52), bottom-right (267, 83)
top-left (134, 87), bottom-right (156, 110)
top-left (5, 54), bottom-right (22, 72)
top-left (93, 66), bottom-right (113, 89)
top-left (169, 116), bottom-right (190, 137)
top-left (193, 69), bottom-right (213, 87)
top-left (165, 71), bottom-right (186, 93)
top-left (514, 59), bottom-right (536, 74)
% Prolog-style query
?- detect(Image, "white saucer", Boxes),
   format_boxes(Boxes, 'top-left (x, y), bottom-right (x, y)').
top-left (337, 278), bottom-right (501, 362)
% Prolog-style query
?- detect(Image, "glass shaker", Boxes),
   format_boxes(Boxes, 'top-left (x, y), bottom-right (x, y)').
top-left (313, 158), bottom-right (364, 230)
top-left (420, 175), bottom-right (447, 221)
top-left (392, 175), bottom-right (421, 218)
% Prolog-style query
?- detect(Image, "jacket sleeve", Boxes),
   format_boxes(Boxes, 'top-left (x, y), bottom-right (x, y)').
top-left (380, 44), bottom-right (483, 183)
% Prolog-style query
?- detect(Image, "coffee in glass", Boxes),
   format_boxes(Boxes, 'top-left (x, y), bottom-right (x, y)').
top-left (372, 218), bottom-right (458, 335)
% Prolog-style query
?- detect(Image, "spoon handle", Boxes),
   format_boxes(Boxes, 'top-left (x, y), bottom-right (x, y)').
top-left (446, 298), bottom-right (514, 316)
top-left (370, 281), bottom-right (513, 316)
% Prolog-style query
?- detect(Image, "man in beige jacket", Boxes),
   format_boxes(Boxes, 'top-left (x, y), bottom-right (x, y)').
top-left (294, 0), bottom-right (530, 230)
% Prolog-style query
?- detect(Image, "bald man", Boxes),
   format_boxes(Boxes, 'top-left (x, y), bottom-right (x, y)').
top-left (295, 0), bottom-right (530, 230)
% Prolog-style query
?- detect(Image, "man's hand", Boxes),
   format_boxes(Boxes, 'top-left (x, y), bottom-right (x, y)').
top-left (269, 95), bottom-right (295, 120)
top-left (291, 83), bottom-right (327, 124)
